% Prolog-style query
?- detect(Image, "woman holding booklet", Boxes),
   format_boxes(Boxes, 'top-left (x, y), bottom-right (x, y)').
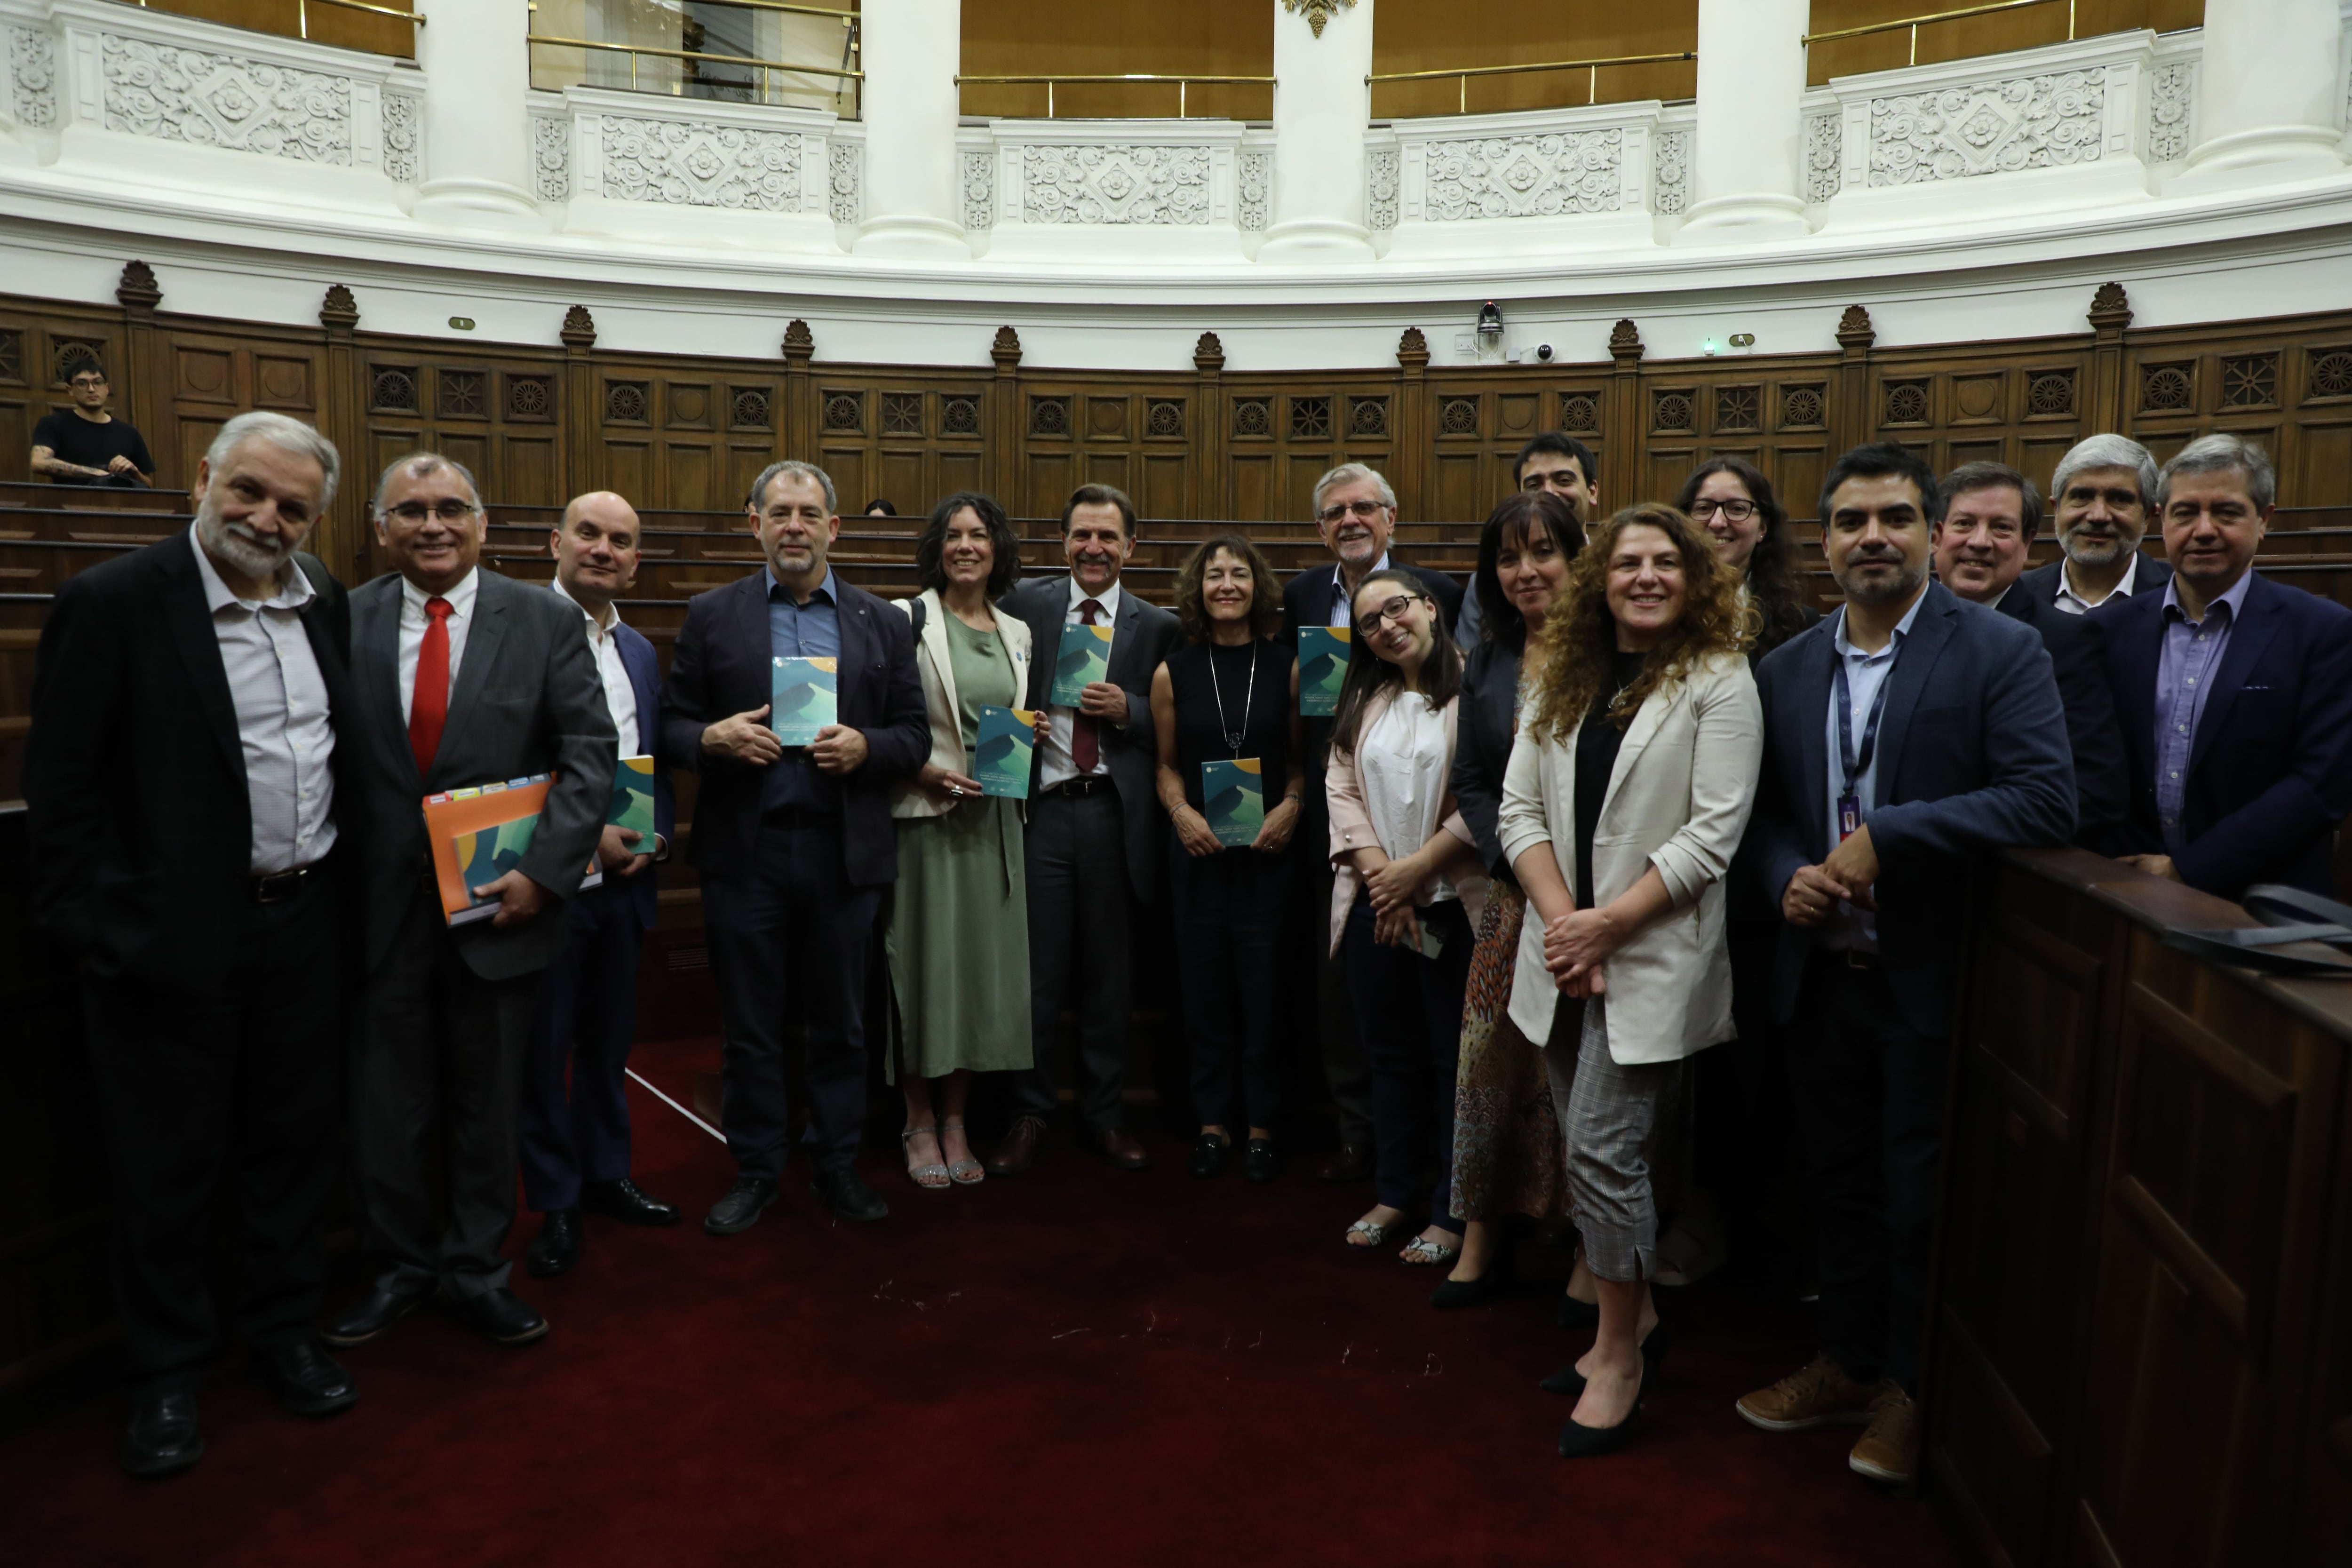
top-left (1150, 535), bottom-right (1305, 1183)
top-left (886, 493), bottom-right (1047, 1190)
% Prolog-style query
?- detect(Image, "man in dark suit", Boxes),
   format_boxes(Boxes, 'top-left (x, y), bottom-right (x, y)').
top-left (659, 460), bottom-right (929, 1232)
top-left (988, 483), bottom-right (1183, 1174)
top-left (27, 412), bottom-right (358, 1476)
top-left (323, 454), bottom-right (616, 1353)
top-left (1930, 460), bottom-right (2131, 853)
top-left (1280, 462), bottom-right (1463, 1181)
top-left (2016, 433), bottom-right (2171, 615)
top-left (2096, 434), bottom-right (2352, 902)
top-left (520, 492), bottom-right (680, 1278)
top-left (1739, 443), bottom-right (2075, 1489)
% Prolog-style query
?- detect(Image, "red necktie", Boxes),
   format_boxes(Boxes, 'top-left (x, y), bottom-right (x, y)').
top-left (409, 595), bottom-right (453, 780)
top-left (1072, 597), bottom-right (1103, 774)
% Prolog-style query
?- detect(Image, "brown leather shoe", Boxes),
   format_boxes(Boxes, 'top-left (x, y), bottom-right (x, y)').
top-left (1311, 1141), bottom-right (1373, 1182)
top-left (1848, 1386), bottom-right (1918, 1485)
top-left (985, 1115), bottom-right (1048, 1176)
top-left (1735, 1355), bottom-right (1880, 1432)
top-left (1087, 1125), bottom-right (1152, 1170)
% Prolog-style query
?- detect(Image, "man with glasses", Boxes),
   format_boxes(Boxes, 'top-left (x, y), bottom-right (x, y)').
top-left (1281, 463), bottom-right (1463, 1181)
top-left (1459, 434), bottom-right (1597, 648)
top-left (32, 357), bottom-right (156, 488)
top-left (2017, 434), bottom-right (2170, 614)
top-left (325, 454), bottom-right (616, 1354)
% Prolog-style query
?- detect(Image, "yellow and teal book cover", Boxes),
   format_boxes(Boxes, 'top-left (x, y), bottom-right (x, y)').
top-left (608, 755), bottom-right (655, 838)
top-left (453, 812), bottom-right (541, 921)
top-left (975, 706), bottom-right (1037, 799)
top-left (771, 656), bottom-right (838, 745)
top-left (1202, 758), bottom-right (1264, 848)
top-left (1051, 623), bottom-right (1114, 706)
top-left (1299, 626), bottom-right (1351, 716)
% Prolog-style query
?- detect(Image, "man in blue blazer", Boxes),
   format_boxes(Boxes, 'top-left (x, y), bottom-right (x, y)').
top-left (520, 493), bottom-right (682, 1278)
top-left (1740, 444), bottom-right (2075, 1488)
top-left (2094, 434), bottom-right (2352, 902)
top-left (659, 461), bottom-right (929, 1235)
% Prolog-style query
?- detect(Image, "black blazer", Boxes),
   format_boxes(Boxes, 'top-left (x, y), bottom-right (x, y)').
top-left (658, 569), bottom-right (928, 891)
top-left (999, 573), bottom-right (1184, 904)
top-left (1991, 584), bottom-right (2131, 855)
top-left (26, 529), bottom-right (354, 992)
top-left (1451, 636), bottom-right (1521, 877)
top-left (2015, 552), bottom-right (2171, 612)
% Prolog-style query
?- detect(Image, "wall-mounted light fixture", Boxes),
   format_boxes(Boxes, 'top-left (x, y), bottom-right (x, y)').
top-left (448, 317), bottom-right (476, 331)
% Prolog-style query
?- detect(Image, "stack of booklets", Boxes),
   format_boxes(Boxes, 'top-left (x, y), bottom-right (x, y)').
top-left (424, 756), bottom-right (655, 926)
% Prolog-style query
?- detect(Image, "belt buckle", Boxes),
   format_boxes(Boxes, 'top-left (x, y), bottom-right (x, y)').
top-left (253, 867), bottom-right (307, 904)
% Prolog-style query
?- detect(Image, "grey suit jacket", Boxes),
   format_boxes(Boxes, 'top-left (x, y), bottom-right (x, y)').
top-left (999, 572), bottom-right (1183, 904)
top-left (348, 568), bottom-right (617, 982)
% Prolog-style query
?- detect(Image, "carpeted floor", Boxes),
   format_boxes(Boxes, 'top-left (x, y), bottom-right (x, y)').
top-left (3, 1036), bottom-right (1956, 1568)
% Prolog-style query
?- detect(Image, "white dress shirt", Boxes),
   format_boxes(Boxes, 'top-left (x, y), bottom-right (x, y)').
top-left (2052, 550), bottom-right (2143, 616)
top-left (397, 566), bottom-right (479, 727)
top-left (1037, 576), bottom-right (1123, 789)
top-left (1325, 550), bottom-right (1395, 629)
top-left (552, 575), bottom-right (639, 758)
top-left (188, 525), bottom-right (336, 874)
top-left (1358, 690), bottom-right (1457, 907)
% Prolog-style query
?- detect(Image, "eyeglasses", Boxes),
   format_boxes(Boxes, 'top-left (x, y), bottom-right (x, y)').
top-left (1688, 498), bottom-right (1758, 523)
top-left (383, 499), bottom-right (479, 524)
top-left (1354, 592), bottom-right (1428, 637)
top-left (70, 376), bottom-right (106, 389)
top-left (1318, 499), bottom-right (1389, 525)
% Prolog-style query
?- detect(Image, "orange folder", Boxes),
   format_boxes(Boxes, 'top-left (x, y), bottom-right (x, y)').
top-left (422, 773), bottom-right (601, 927)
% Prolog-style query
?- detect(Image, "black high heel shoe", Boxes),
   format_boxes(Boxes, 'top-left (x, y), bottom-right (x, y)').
top-left (1540, 1321), bottom-right (1675, 1397)
top-left (1429, 1247), bottom-right (1515, 1309)
top-left (1557, 1361), bottom-right (1645, 1459)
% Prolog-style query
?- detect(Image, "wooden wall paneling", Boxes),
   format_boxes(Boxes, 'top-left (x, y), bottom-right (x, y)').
top-left (989, 326), bottom-right (1021, 506)
top-left (2292, 1025), bottom-right (2352, 1565)
top-left (115, 264), bottom-right (165, 480)
top-left (1192, 333), bottom-right (1226, 526)
top-left (561, 306), bottom-right (597, 506)
top-left (1605, 320), bottom-right (1645, 509)
top-left (1393, 328), bottom-right (1429, 518)
top-left (782, 319), bottom-right (816, 471)
top-left (316, 287), bottom-right (366, 580)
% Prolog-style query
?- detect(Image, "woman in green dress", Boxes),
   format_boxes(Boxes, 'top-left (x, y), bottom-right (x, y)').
top-left (888, 492), bottom-right (1045, 1189)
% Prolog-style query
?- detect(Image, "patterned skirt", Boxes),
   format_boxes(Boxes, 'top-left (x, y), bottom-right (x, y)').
top-left (1448, 880), bottom-right (1569, 1225)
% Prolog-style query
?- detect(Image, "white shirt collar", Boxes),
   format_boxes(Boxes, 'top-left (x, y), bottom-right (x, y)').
top-left (187, 522), bottom-right (315, 613)
top-left (1832, 583), bottom-right (1929, 659)
top-left (1983, 583), bottom-right (2012, 613)
top-left (1067, 574), bottom-right (1122, 619)
top-left (402, 565), bottom-right (479, 617)
top-left (2057, 550), bottom-right (2139, 610)
top-left (550, 573), bottom-right (620, 634)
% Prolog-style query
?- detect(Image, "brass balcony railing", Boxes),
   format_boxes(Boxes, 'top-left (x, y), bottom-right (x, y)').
top-left (120, 0), bottom-right (422, 52)
top-left (1367, 50), bottom-right (1697, 116)
top-left (527, 0), bottom-right (860, 111)
top-left (1803, 0), bottom-right (2078, 68)
top-left (954, 73), bottom-right (1277, 120)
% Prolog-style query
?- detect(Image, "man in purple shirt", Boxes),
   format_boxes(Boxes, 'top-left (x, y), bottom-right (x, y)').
top-left (2095, 434), bottom-right (2352, 901)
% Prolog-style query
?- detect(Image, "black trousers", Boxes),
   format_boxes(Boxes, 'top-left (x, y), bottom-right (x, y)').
top-left (1343, 894), bottom-right (1474, 1230)
top-left (1693, 915), bottom-right (1809, 1285)
top-left (1297, 783), bottom-right (1372, 1144)
top-left (1012, 788), bottom-right (1134, 1131)
top-left (1169, 839), bottom-right (1290, 1132)
top-left (1786, 952), bottom-right (1952, 1392)
top-left (84, 866), bottom-right (343, 1394)
top-left (350, 882), bottom-right (541, 1301)
top-left (518, 881), bottom-right (650, 1213)
top-left (702, 818), bottom-right (880, 1179)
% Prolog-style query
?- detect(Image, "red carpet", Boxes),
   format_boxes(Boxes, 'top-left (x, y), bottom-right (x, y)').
top-left (3, 1037), bottom-right (1955, 1568)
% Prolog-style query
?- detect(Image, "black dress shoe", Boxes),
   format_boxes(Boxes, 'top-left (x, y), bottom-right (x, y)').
top-left (1190, 1133), bottom-right (1231, 1178)
top-left (1557, 1393), bottom-right (1643, 1458)
top-left (810, 1167), bottom-right (889, 1224)
top-left (527, 1210), bottom-right (582, 1277)
top-left (253, 1340), bottom-right (357, 1417)
top-left (1542, 1321), bottom-right (1675, 1397)
top-left (1243, 1138), bottom-right (1280, 1184)
top-left (1430, 1265), bottom-right (1514, 1310)
top-left (582, 1177), bottom-right (681, 1226)
top-left (461, 1287), bottom-right (548, 1346)
top-left (1311, 1141), bottom-right (1373, 1182)
top-left (321, 1278), bottom-right (434, 1348)
top-left (704, 1177), bottom-right (779, 1236)
top-left (120, 1390), bottom-right (202, 1478)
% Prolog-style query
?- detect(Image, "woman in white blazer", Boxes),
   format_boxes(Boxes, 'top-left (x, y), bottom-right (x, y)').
top-left (1496, 503), bottom-right (1762, 1457)
top-left (886, 493), bottom-right (1045, 1190)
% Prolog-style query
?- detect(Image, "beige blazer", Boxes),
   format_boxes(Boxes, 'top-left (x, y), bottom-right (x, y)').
top-left (888, 589), bottom-right (1034, 820)
top-left (1497, 649), bottom-right (1762, 1064)
top-left (1325, 685), bottom-right (1486, 956)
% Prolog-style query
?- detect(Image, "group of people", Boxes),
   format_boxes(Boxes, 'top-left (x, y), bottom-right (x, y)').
top-left (27, 398), bottom-right (2352, 1487)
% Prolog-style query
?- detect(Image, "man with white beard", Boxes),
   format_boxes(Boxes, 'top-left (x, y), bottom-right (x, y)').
top-left (26, 411), bottom-right (358, 1476)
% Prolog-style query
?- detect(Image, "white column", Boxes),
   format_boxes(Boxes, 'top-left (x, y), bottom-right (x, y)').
top-left (852, 0), bottom-right (967, 257)
top-left (1673, 0), bottom-right (1808, 243)
top-left (412, 0), bottom-right (538, 228)
top-left (2170, 0), bottom-right (2347, 193)
top-left (1257, 0), bottom-right (1375, 264)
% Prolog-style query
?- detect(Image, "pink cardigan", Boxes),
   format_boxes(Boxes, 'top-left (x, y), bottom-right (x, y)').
top-left (1325, 686), bottom-right (1486, 956)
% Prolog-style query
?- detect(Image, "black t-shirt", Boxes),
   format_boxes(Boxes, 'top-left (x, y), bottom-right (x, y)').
top-left (33, 410), bottom-right (155, 478)
top-left (1573, 651), bottom-right (1648, 902)
top-left (1168, 636), bottom-right (1292, 816)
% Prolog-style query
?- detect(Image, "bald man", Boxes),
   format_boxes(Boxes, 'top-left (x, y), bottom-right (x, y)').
top-left (518, 492), bottom-right (679, 1278)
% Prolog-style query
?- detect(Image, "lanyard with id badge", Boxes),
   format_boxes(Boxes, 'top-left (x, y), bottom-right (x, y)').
top-left (1832, 651), bottom-right (1894, 843)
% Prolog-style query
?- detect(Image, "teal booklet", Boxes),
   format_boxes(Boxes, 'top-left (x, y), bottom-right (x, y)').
top-left (1299, 626), bottom-right (1351, 716)
top-left (771, 656), bottom-right (838, 745)
top-left (608, 755), bottom-right (655, 840)
top-left (1201, 758), bottom-right (1265, 849)
top-left (454, 812), bottom-right (541, 924)
top-left (1051, 623), bottom-right (1115, 707)
top-left (974, 706), bottom-right (1037, 799)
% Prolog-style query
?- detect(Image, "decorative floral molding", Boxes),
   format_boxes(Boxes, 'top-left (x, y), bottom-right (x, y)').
top-left (961, 150), bottom-right (994, 231)
top-left (828, 142), bottom-right (860, 223)
top-left (1020, 145), bottom-right (1211, 225)
top-left (2145, 61), bottom-right (2192, 163)
top-left (600, 117), bottom-right (799, 210)
top-left (1237, 149), bottom-right (1270, 232)
top-left (1365, 147), bottom-right (1398, 231)
top-left (1280, 0), bottom-right (1356, 39)
top-left (1652, 129), bottom-right (1688, 215)
top-left (101, 35), bottom-right (352, 164)
top-left (531, 113), bottom-right (568, 202)
top-left (1805, 111), bottom-right (1842, 202)
top-left (1423, 130), bottom-right (1621, 221)
top-left (381, 89), bottom-right (419, 183)
top-left (10, 26), bottom-right (56, 130)
top-left (1867, 70), bottom-right (2105, 187)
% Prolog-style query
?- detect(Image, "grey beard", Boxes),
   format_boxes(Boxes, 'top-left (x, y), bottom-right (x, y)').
top-left (197, 504), bottom-right (293, 584)
top-left (1836, 558), bottom-right (1927, 606)
top-left (2061, 529), bottom-right (2133, 568)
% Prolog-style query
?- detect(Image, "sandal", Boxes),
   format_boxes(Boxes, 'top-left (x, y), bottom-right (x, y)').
top-left (1399, 1234), bottom-right (1463, 1267)
top-left (901, 1122), bottom-right (950, 1190)
top-left (940, 1120), bottom-right (985, 1186)
top-left (1345, 1218), bottom-right (1399, 1248)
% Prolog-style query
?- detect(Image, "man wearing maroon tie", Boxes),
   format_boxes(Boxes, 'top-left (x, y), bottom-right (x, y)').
top-left (324, 454), bottom-right (615, 1351)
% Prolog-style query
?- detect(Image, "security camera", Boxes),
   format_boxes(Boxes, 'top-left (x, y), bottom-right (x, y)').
top-left (1532, 342), bottom-right (1556, 363)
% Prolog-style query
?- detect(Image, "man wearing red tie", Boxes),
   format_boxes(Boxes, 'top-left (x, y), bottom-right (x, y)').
top-left (324, 454), bottom-right (615, 1351)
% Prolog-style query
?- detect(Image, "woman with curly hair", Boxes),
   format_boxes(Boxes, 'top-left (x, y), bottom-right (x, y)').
top-left (1497, 503), bottom-right (1762, 1457)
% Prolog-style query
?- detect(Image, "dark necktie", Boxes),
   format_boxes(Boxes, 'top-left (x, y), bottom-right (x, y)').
top-left (1072, 597), bottom-right (1103, 774)
top-left (408, 595), bottom-right (453, 779)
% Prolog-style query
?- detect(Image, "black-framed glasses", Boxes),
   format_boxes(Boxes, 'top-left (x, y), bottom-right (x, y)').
top-left (1318, 498), bottom-right (1388, 525)
top-left (383, 499), bottom-right (479, 524)
top-left (1354, 592), bottom-right (1427, 637)
top-left (1689, 498), bottom-right (1758, 523)
top-left (69, 374), bottom-right (107, 389)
